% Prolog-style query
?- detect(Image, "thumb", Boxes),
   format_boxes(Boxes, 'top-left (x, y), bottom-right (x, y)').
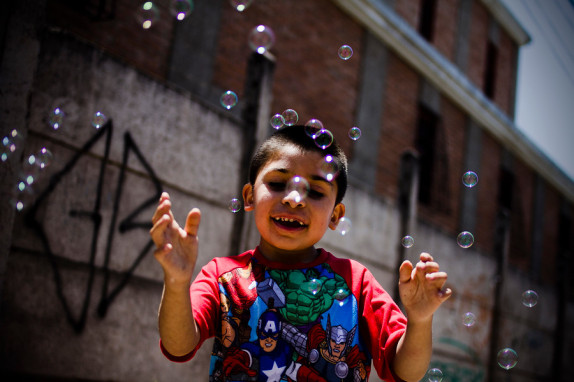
top-left (184, 208), bottom-right (201, 236)
top-left (399, 260), bottom-right (413, 283)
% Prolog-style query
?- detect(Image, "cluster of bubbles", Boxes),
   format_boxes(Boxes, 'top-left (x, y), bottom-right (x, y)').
top-left (269, 109), bottom-right (299, 129)
top-left (136, 0), bottom-right (194, 29)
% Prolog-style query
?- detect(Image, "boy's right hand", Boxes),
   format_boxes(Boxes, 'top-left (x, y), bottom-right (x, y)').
top-left (150, 192), bottom-right (201, 288)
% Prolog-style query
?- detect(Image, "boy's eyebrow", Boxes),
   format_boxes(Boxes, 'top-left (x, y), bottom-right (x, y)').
top-left (271, 168), bottom-right (333, 187)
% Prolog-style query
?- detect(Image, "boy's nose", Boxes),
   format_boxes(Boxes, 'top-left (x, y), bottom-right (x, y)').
top-left (282, 190), bottom-right (306, 208)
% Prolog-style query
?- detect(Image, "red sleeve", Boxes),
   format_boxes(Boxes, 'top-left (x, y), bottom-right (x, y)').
top-left (160, 259), bottom-right (222, 362)
top-left (328, 254), bottom-right (407, 381)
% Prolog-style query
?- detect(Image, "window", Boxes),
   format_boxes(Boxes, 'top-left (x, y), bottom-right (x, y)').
top-left (484, 40), bottom-right (498, 99)
top-left (418, 0), bottom-right (437, 41)
top-left (498, 166), bottom-right (514, 212)
top-left (414, 104), bottom-right (439, 205)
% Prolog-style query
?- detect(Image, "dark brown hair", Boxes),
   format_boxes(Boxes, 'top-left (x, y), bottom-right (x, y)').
top-left (248, 125), bottom-right (348, 205)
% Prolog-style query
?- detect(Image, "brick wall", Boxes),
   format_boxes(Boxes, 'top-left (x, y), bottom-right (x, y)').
top-left (466, 0), bottom-right (489, 90)
top-left (433, 0), bottom-right (459, 61)
top-left (494, 30), bottom-right (518, 115)
top-left (47, 0), bottom-right (175, 80)
top-left (394, 0), bottom-right (421, 30)
top-left (211, 0), bottom-right (363, 155)
top-left (541, 185), bottom-right (560, 284)
top-left (375, 52), bottom-right (420, 202)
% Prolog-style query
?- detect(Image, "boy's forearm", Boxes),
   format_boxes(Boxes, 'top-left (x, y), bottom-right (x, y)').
top-left (392, 318), bottom-right (433, 382)
top-left (158, 283), bottom-right (200, 357)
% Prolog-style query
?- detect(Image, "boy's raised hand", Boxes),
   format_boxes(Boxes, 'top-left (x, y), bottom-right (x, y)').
top-left (398, 252), bottom-right (452, 323)
top-left (150, 192), bottom-right (201, 287)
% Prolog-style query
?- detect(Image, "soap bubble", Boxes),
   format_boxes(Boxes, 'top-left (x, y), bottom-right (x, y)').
top-left (270, 113), bottom-right (285, 129)
top-left (92, 111), bottom-right (107, 129)
top-left (10, 179), bottom-right (35, 212)
top-left (248, 25), bottom-right (275, 54)
top-left (302, 278), bottom-right (322, 295)
top-left (334, 288), bottom-right (350, 306)
top-left (338, 45), bottom-right (353, 60)
top-left (401, 235), bottom-right (414, 248)
top-left (136, 1), bottom-right (160, 29)
top-left (462, 312), bottom-right (476, 327)
top-left (336, 217), bottom-right (352, 236)
top-left (305, 119), bottom-right (323, 138)
top-left (35, 147), bottom-right (53, 169)
top-left (230, 0), bottom-right (253, 12)
top-left (228, 198), bottom-right (242, 213)
top-left (319, 155), bottom-right (339, 182)
top-left (425, 368), bottom-right (443, 382)
top-left (462, 171), bottom-right (478, 187)
top-left (286, 176), bottom-right (310, 203)
top-left (48, 107), bottom-right (65, 130)
top-left (457, 231), bottom-right (474, 248)
top-left (282, 109), bottom-right (298, 126)
top-left (170, 0), bottom-right (193, 21)
top-left (314, 129), bottom-right (333, 149)
top-left (348, 127), bottom-right (361, 140)
top-left (1, 129), bottom-right (24, 163)
top-left (497, 348), bottom-right (518, 370)
top-left (521, 290), bottom-right (538, 308)
top-left (220, 90), bottom-right (238, 109)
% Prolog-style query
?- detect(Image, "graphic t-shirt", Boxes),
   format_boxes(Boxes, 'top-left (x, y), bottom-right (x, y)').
top-left (161, 248), bottom-right (407, 382)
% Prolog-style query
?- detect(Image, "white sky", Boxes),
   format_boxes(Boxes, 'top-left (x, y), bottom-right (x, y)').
top-left (500, 0), bottom-right (574, 182)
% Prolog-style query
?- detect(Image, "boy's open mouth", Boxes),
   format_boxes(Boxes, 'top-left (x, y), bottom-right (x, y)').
top-left (272, 216), bottom-right (307, 229)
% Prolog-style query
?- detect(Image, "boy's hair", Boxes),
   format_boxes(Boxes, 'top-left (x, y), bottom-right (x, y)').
top-left (248, 125), bottom-right (348, 205)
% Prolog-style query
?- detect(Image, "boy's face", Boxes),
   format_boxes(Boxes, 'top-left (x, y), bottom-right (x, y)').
top-left (243, 144), bottom-right (345, 262)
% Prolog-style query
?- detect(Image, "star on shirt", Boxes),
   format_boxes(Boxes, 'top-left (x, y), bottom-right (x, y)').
top-left (262, 361), bottom-right (286, 382)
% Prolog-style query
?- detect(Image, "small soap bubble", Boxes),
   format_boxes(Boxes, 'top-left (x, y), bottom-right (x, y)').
top-left (497, 348), bottom-right (518, 370)
top-left (462, 312), bottom-right (476, 327)
top-left (336, 217), bottom-right (352, 236)
top-left (401, 235), bottom-right (414, 248)
top-left (10, 179), bottom-right (35, 212)
top-left (319, 155), bottom-right (339, 182)
top-left (228, 198), bottom-right (242, 213)
top-left (302, 278), bottom-right (322, 295)
top-left (248, 25), bottom-right (275, 54)
top-left (92, 111), bottom-right (107, 129)
top-left (457, 231), bottom-right (474, 248)
top-left (305, 119), bottom-right (323, 138)
top-left (270, 113), bottom-right (285, 129)
top-left (338, 45), bottom-right (353, 60)
top-left (35, 147), bottom-right (53, 169)
top-left (48, 107), bottom-right (65, 130)
top-left (170, 0), bottom-right (193, 21)
top-left (521, 289), bottom-right (538, 308)
top-left (462, 171), bottom-right (478, 188)
top-left (425, 368), bottom-right (443, 382)
top-left (230, 0), bottom-right (253, 12)
top-left (333, 288), bottom-right (349, 301)
top-left (136, 1), bottom-right (160, 29)
top-left (348, 127), bottom-right (361, 141)
top-left (285, 176), bottom-right (309, 203)
top-left (314, 129), bottom-right (334, 149)
top-left (220, 90), bottom-right (238, 109)
top-left (282, 109), bottom-right (298, 126)
top-left (1, 129), bottom-right (24, 162)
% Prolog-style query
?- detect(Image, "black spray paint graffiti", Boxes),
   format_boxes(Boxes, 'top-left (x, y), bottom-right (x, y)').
top-left (24, 120), bottom-right (162, 333)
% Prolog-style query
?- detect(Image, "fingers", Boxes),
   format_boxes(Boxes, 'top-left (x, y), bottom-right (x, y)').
top-left (399, 260), bottom-right (413, 283)
top-left (184, 208), bottom-right (201, 237)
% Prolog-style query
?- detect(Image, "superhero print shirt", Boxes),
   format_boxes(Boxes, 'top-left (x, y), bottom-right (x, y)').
top-left (160, 248), bottom-right (407, 382)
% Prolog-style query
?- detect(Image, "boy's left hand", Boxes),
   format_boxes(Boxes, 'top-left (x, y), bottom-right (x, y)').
top-left (398, 252), bottom-right (452, 323)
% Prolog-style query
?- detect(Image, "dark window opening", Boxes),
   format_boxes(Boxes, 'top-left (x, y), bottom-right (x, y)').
top-left (415, 104), bottom-right (439, 205)
top-left (498, 167), bottom-right (514, 212)
top-left (484, 40), bottom-right (498, 99)
top-left (419, 0), bottom-right (437, 41)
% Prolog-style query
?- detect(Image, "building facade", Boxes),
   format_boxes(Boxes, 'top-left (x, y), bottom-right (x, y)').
top-left (1, 0), bottom-right (572, 381)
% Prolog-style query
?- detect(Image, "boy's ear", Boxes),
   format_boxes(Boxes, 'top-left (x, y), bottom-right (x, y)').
top-left (242, 183), bottom-right (254, 211)
top-left (328, 203), bottom-right (345, 230)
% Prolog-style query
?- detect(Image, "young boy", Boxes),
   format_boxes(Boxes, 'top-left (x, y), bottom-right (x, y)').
top-left (150, 125), bottom-right (452, 382)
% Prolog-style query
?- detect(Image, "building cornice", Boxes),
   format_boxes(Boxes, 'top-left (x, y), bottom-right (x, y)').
top-left (481, 0), bottom-right (531, 46)
top-left (332, 0), bottom-right (574, 203)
